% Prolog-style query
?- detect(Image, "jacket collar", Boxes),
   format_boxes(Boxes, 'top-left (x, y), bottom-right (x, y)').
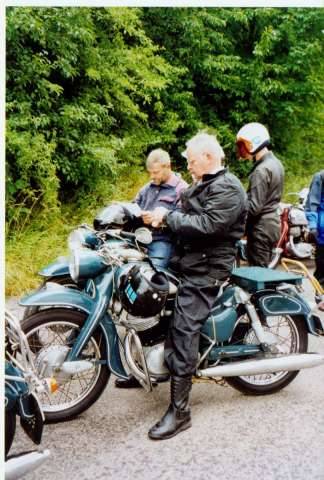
top-left (201, 167), bottom-right (227, 183)
top-left (150, 172), bottom-right (181, 188)
top-left (250, 151), bottom-right (273, 174)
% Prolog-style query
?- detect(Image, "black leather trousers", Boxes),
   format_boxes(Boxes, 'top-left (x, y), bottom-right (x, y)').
top-left (164, 273), bottom-right (220, 377)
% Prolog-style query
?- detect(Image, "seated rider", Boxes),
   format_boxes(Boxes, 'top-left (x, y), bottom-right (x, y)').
top-left (135, 148), bottom-right (188, 269)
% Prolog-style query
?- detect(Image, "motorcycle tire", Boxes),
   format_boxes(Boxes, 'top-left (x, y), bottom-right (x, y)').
top-left (226, 315), bottom-right (308, 395)
top-left (22, 276), bottom-right (81, 320)
top-left (5, 410), bottom-right (16, 458)
top-left (21, 308), bottom-right (110, 423)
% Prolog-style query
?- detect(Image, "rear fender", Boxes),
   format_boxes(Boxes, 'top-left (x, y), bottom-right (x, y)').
top-left (253, 289), bottom-right (324, 336)
top-left (19, 286), bottom-right (128, 378)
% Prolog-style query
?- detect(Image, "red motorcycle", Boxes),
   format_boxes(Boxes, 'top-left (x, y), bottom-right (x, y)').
top-left (237, 189), bottom-right (314, 268)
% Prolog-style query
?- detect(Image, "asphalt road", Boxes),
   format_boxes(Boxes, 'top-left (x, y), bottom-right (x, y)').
top-left (6, 277), bottom-right (324, 480)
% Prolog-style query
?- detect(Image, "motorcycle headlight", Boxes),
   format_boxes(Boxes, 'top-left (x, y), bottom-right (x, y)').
top-left (69, 249), bottom-right (80, 282)
top-left (68, 230), bottom-right (85, 251)
top-left (69, 249), bottom-right (107, 282)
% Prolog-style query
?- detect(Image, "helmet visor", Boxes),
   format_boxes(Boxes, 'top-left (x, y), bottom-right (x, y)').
top-left (236, 138), bottom-right (252, 158)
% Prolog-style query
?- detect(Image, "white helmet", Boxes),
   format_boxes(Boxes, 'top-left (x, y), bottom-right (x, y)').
top-left (236, 122), bottom-right (270, 155)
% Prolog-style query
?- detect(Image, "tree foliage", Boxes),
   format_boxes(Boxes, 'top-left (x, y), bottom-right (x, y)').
top-left (6, 7), bottom-right (324, 230)
top-left (6, 7), bottom-right (181, 228)
top-left (142, 8), bottom-right (323, 174)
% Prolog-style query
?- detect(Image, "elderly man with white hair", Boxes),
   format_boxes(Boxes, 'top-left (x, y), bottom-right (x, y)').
top-left (147, 132), bottom-right (248, 440)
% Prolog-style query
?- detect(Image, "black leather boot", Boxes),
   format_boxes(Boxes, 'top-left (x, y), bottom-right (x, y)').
top-left (148, 375), bottom-right (192, 440)
top-left (115, 376), bottom-right (142, 389)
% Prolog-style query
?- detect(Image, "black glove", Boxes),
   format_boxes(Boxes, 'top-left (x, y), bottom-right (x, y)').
top-left (307, 229), bottom-right (318, 243)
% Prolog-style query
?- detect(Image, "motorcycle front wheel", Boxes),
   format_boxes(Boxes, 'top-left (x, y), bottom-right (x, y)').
top-left (226, 314), bottom-right (308, 395)
top-left (21, 309), bottom-right (110, 423)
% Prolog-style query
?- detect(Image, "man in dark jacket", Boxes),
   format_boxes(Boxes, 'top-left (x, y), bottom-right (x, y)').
top-left (148, 132), bottom-right (247, 440)
top-left (305, 170), bottom-right (324, 289)
top-left (236, 122), bottom-right (284, 267)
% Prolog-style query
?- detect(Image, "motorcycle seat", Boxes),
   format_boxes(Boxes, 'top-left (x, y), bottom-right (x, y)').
top-left (231, 266), bottom-right (303, 293)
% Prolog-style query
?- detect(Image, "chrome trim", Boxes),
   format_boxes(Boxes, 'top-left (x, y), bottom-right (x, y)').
top-left (124, 330), bottom-right (152, 392)
top-left (198, 353), bottom-right (324, 378)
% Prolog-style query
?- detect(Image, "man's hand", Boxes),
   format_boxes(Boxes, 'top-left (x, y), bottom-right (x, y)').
top-left (151, 207), bottom-right (168, 228)
top-left (141, 211), bottom-right (154, 225)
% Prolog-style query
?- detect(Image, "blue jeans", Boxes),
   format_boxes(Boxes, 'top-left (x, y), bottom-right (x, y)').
top-left (147, 241), bottom-right (174, 269)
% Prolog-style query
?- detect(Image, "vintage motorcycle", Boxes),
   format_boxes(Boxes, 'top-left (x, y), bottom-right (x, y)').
top-left (5, 309), bottom-right (51, 479)
top-left (237, 188), bottom-right (313, 268)
top-left (19, 208), bottom-right (324, 423)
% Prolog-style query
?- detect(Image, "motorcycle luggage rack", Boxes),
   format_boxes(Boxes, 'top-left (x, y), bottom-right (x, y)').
top-left (231, 266), bottom-right (303, 293)
top-left (280, 258), bottom-right (324, 296)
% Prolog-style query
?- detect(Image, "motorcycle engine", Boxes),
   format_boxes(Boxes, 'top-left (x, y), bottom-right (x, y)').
top-left (289, 207), bottom-right (308, 226)
top-left (143, 343), bottom-right (169, 378)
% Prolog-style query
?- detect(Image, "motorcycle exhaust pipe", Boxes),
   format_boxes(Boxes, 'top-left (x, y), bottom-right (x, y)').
top-left (198, 353), bottom-right (324, 378)
top-left (6, 449), bottom-right (50, 480)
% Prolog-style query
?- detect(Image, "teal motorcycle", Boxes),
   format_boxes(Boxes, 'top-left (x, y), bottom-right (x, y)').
top-left (19, 219), bottom-right (324, 423)
top-left (5, 309), bottom-right (50, 478)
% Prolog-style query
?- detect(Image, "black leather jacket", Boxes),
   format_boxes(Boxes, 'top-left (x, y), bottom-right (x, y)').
top-left (247, 151), bottom-right (284, 220)
top-left (165, 168), bottom-right (247, 280)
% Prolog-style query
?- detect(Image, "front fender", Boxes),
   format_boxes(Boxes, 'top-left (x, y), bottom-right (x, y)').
top-left (19, 284), bottom-right (94, 313)
top-left (38, 256), bottom-right (70, 278)
top-left (253, 289), bottom-right (324, 336)
top-left (19, 286), bottom-right (128, 378)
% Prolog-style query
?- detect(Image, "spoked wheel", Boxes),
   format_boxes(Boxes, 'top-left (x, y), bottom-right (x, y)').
top-left (21, 309), bottom-right (110, 423)
top-left (226, 314), bottom-right (308, 395)
top-left (5, 409), bottom-right (16, 458)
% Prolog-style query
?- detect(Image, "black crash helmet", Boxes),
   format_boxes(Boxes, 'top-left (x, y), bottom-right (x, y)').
top-left (119, 264), bottom-right (169, 318)
top-left (93, 204), bottom-right (127, 231)
top-left (93, 202), bottom-right (142, 231)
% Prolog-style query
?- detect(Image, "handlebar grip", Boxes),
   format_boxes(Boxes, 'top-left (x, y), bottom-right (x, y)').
top-left (119, 231), bottom-right (136, 240)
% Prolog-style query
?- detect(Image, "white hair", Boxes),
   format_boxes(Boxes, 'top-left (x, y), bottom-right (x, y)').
top-left (184, 132), bottom-right (225, 161)
top-left (146, 149), bottom-right (171, 169)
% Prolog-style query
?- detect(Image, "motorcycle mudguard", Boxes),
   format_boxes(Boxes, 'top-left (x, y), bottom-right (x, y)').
top-left (19, 287), bottom-right (128, 378)
top-left (254, 289), bottom-right (324, 336)
top-left (38, 256), bottom-right (70, 278)
top-left (19, 393), bottom-right (44, 445)
top-left (5, 363), bottom-right (28, 410)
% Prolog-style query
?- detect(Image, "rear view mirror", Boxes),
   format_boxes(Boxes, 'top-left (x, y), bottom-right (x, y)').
top-left (134, 227), bottom-right (153, 245)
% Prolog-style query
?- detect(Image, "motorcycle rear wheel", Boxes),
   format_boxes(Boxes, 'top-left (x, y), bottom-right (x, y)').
top-left (21, 308), bottom-right (110, 423)
top-left (226, 315), bottom-right (308, 395)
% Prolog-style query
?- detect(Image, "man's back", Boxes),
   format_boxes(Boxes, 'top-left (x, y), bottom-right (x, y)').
top-left (247, 151), bottom-right (284, 217)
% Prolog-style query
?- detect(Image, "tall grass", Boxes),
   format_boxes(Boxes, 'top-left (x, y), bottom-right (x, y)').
top-left (6, 168), bottom-right (148, 297)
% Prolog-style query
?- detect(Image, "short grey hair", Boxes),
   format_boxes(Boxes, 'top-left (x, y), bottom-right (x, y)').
top-left (184, 132), bottom-right (225, 161)
top-left (146, 149), bottom-right (171, 169)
